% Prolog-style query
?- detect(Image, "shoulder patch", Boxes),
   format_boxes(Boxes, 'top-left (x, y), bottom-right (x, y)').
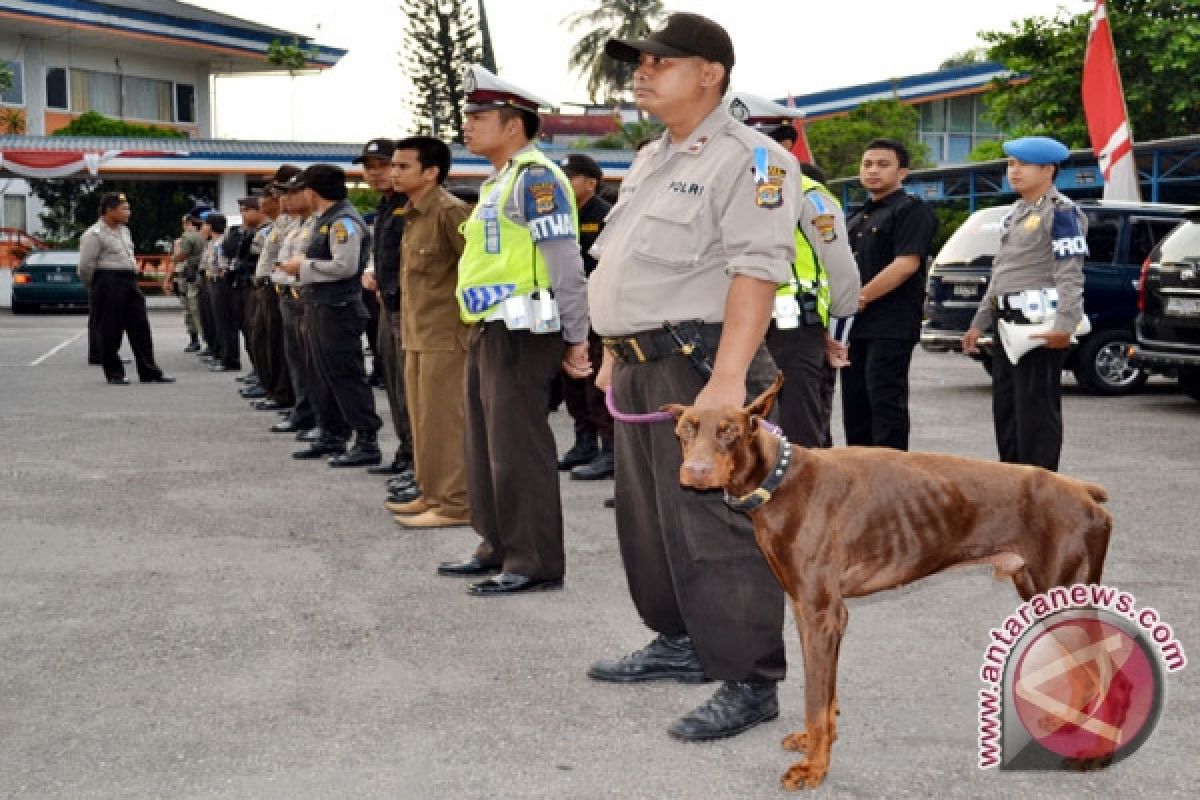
top-left (1051, 208), bottom-right (1088, 260)
top-left (812, 213), bottom-right (838, 243)
top-left (752, 146), bottom-right (785, 210)
top-left (331, 219), bottom-right (353, 244)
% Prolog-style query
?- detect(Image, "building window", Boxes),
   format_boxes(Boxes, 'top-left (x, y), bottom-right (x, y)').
top-left (916, 94), bottom-right (1005, 163)
top-left (1, 60), bottom-right (23, 105)
top-left (70, 68), bottom-right (121, 116)
top-left (3, 194), bottom-right (28, 231)
top-left (124, 75), bottom-right (173, 121)
top-left (175, 83), bottom-right (196, 123)
top-left (46, 67), bottom-right (68, 109)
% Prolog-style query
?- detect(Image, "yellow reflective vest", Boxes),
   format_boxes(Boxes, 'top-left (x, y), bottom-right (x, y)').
top-left (777, 174), bottom-right (837, 326)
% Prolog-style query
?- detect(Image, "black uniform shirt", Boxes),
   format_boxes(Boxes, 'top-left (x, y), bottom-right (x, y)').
top-left (577, 193), bottom-right (612, 276)
top-left (847, 188), bottom-right (937, 341)
top-left (374, 190), bottom-right (407, 296)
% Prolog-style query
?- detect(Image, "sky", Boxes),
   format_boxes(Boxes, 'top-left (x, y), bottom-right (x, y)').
top-left (193, 0), bottom-right (1092, 143)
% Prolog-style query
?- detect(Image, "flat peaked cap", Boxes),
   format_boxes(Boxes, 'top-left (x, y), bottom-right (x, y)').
top-left (462, 65), bottom-right (555, 115)
top-left (606, 12), bottom-right (735, 70)
top-left (353, 138), bottom-right (395, 164)
top-left (727, 92), bottom-right (805, 126)
top-left (560, 153), bottom-right (604, 181)
top-left (1003, 136), bottom-right (1070, 165)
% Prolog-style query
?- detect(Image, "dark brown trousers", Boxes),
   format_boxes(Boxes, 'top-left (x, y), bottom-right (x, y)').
top-left (561, 331), bottom-right (613, 442)
top-left (465, 323), bottom-right (566, 580)
top-left (611, 344), bottom-right (786, 683)
top-left (765, 322), bottom-right (834, 449)
top-left (251, 287), bottom-right (294, 405)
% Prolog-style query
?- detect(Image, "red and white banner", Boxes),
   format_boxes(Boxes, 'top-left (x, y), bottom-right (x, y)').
top-left (1082, 0), bottom-right (1140, 201)
top-left (0, 149), bottom-right (121, 178)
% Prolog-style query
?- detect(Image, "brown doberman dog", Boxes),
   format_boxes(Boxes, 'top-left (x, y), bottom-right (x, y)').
top-left (664, 374), bottom-right (1112, 790)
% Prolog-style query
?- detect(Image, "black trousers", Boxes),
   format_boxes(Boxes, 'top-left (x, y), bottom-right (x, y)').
top-left (841, 337), bottom-right (917, 450)
top-left (465, 324), bottom-right (566, 580)
top-left (363, 288), bottom-right (382, 379)
top-left (765, 322), bottom-right (834, 449)
top-left (237, 283), bottom-right (257, 371)
top-left (86, 286), bottom-right (103, 364)
top-left (91, 271), bottom-right (163, 381)
top-left (612, 344), bottom-right (786, 683)
top-left (991, 344), bottom-right (1068, 471)
top-left (197, 276), bottom-right (218, 355)
top-left (561, 332), bottom-right (613, 443)
top-left (306, 299), bottom-right (381, 438)
top-left (210, 276), bottom-right (241, 369)
top-left (280, 292), bottom-right (316, 429)
top-left (378, 301), bottom-right (412, 460)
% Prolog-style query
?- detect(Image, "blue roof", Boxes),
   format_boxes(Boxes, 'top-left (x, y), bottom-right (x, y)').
top-left (779, 62), bottom-right (1017, 118)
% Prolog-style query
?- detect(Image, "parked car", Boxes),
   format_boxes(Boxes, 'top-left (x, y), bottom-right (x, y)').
top-left (1130, 210), bottom-right (1200, 403)
top-left (921, 200), bottom-right (1193, 395)
top-left (10, 250), bottom-right (87, 313)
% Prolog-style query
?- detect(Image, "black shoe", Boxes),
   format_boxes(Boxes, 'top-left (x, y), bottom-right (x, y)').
top-left (292, 439), bottom-right (347, 460)
top-left (558, 432), bottom-right (599, 471)
top-left (571, 444), bottom-right (614, 481)
top-left (270, 419), bottom-right (303, 434)
top-left (603, 497), bottom-right (616, 509)
top-left (467, 572), bottom-right (563, 596)
top-left (236, 372), bottom-right (258, 384)
top-left (140, 375), bottom-right (176, 384)
top-left (183, 340), bottom-right (201, 353)
top-left (386, 484), bottom-right (422, 504)
top-left (387, 469), bottom-right (416, 490)
top-left (253, 399), bottom-right (289, 411)
top-left (329, 436), bottom-right (382, 468)
top-left (667, 681), bottom-right (779, 742)
top-left (239, 386), bottom-right (268, 399)
top-left (209, 363), bottom-right (240, 372)
top-left (296, 427), bottom-right (322, 442)
top-left (106, 375), bottom-right (130, 385)
top-left (367, 457), bottom-right (411, 476)
top-left (588, 634), bottom-right (710, 684)
top-left (196, 349), bottom-right (214, 358)
top-left (436, 556), bottom-right (500, 577)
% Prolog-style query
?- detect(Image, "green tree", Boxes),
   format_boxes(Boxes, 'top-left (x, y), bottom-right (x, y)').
top-left (981, 0), bottom-right (1200, 146)
top-left (265, 37), bottom-right (317, 75)
top-left (401, 0), bottom-right (482, 143)
top-left (564, 0), bottom-right (664, 104)
top-left (939, 47), bottom-right (988, 70)
top-left (967, 139), bottom-right (1005, 162)
top-left (806, 99), bottom-right (931, 180)
top-left (591, 117), bottom-right (664, 150)
top-left (0, 60), bottom-right (12, 94)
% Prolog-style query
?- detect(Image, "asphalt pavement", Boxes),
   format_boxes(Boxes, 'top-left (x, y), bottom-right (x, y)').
top-left (1, 308), bottom-right (1197, 799)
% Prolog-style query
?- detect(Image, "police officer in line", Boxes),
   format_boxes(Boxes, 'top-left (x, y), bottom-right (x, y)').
top-left (196, 211), bottom-right (224, 364)
top-left (208, 204), bottom-right (249, 374)
top-left (963, 136), bottom-right (1087, 471)
top-left (77, 192), bottom-right (174, 385)
top-left (225, 197), bottom-right (266, 383)
top-left (167, 210), bottom-right (208, 353)
top-left (435, 65), bottom-right (591, 596)
top-left (729, 92), bottom-right (861, 449)
top-left (355, 138), bottom-right (416, 479)
top-left (247, 181), bottom-right (295, 413)
top-left (278, 164), bottom-right (383, 468)
top-left (587, 14), bottom-right (795, 741)
top-left (555, 152), bottom-right (616, 481)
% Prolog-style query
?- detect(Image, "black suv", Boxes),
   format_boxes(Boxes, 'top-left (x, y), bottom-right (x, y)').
top-left (921, 200), bottom-right (1191, 395)
top-left (1131, 210), bottom-right (1200, 403)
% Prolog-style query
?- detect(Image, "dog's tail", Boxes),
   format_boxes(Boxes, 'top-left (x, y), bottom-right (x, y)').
top-left (1083, 483), bottom-right (1108, 503)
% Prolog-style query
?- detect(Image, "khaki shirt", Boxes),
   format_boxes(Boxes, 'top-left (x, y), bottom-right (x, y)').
top-left (179, 229), bottom-right (205, 279)
top-left (256, 214), bottom-right (294, 279)
top-left (400, 187), bottom-right (471, 352)
top-left (78, 221), bottom-right (136, 286)
top-left (200, 234), bottom-right (225, 278)
top-left (274, 215), bottom-right (315, 285)
top-left (589, 106), bottom-right (797, 335)
top-left (299, 204), bottom-right (365, 285)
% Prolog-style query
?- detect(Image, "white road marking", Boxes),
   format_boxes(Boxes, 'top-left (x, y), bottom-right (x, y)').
top-left (29, 331), bottom-right (84, 367)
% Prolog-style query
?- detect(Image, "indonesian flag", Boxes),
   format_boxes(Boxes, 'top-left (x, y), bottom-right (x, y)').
top-left (1082, 0), bottom-right (1140, 201)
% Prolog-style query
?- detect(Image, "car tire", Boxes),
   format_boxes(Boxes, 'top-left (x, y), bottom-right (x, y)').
top-left (1178, 367), bottom-right (1200, 404)
top-left (10, 300), bottom-right (32, 314)
top-left (1072, 328), bottom-right (1148, 396)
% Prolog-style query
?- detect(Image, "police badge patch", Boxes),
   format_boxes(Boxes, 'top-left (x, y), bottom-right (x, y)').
top-left (813, 213), bottom-right (838, 243)
top-left (332, 220), bottom-right (350, 244)
top-left (753, 147), bottom-right (784, 210)
top-left (529, 182), bottom-right (558, 215)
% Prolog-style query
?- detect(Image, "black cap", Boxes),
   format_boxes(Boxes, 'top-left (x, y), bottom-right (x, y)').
top-left (269, 164), bottom-right (302, 191)
top-left (299, 164), bottom-right (347, 201)
top-left (99, 191), bottom-right (128, 212)
top-left (353, 138), bottom-right (396, 164)
top-left (237, 196), bottom-right (260, 210)
top-left (560, 153), bottom-right (603, 182)
top-left (203, 211), bottom-right (227, 233)
top-left (185, 205), bottom-right (212, 223)
top-left (605, 13), bottom-right (735, 70)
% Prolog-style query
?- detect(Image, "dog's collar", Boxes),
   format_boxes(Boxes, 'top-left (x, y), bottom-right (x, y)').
top-left (723, 435), bottom-right (792, 513)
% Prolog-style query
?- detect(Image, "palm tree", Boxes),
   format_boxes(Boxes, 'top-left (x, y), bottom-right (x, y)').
top-left (564, 0), bottom-right (664, 105)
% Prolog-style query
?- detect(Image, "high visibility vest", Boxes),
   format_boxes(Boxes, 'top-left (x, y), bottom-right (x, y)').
top-left (777, 175), bottom-right (837, 326)
top-left (456, 148), bottom-right (578, 322)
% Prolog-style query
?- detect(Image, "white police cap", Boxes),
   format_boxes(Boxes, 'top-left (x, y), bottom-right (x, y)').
top-left (462, 65), bottom-right (555, 116)
top-left (727, 92), bottom-right (805, 126)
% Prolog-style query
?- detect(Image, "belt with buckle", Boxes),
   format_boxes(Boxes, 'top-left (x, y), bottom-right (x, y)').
top-left (603, 322), bottom-right (720, 365)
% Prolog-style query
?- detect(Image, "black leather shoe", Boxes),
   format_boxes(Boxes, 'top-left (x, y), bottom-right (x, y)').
top-left (239, 386), bottom-right (268, 399)
top-left (292, 439), bottom-right (347, 460)
top-left (253, 399), bottom-right (289, 411)
top-left (209, 363), bottom-right (240, 372)
top-left (236, 372), bottom-right (258, 384)
top-left (667, 681), bottom-right (779, 742)
top-left (183, 341), bottom-right (201, 353)
top-left (140, 375), bottom-right (176, 384)
top-left (196, 349), bottom-right (214, 358)
top-left (329, 441), bottom-right (382, 468)
top-left (386, 485), bottom-right (422, 504)
top-left (367, 459), bottom-right (410, 476)
top-left (387, 469), bottom-right (416, 489)
top-left (558, 432), bottom-right (599, 471)
top-left (270, 419), bottom-right (302, 434)
top-left (603, 497), bottom-right (616, 509)
top-left (436, 557), bottom-right (501, 577)
top-left (570, 447), bottom-right (615, 481)
top-left (106, 375), bottom-right (130, 385)
top-left (467, 572), bottom-right (563, 595)
top-left (587, 634), bottom-right (710, 684)
top-left (296, 427), bottom-right (322, 442)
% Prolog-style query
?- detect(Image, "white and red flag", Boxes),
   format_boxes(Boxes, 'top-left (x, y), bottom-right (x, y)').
top-left (1082, 0), bottom-right (1140, 201)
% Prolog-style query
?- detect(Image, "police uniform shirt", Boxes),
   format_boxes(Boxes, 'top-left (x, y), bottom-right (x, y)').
top-left (374, 192), bottom-right (407, 296)
top-left (577, 193), bottom-right (612, 276)
top-left (254, 215), bottom-right (288, 279)
top-left (846, 188), bottom-right (937, 340)
top-left (78, 221), bottom-right (136, 286)
top-left (589, 105), bottom-right (797, 336)
top-left (798, 184), bottom-right (860, 319)
top-left (200, 235), bottom-right (224, 278)
top-left (970, 187), bottom-right (1088, 334)
top-left (492, 144), bottom-right (589, 344)
top-left (179, 229), bottom-right (206, 278)
top-left (275, 215), bottom-right (315, 285)
top-left (299, 210), bottom-right (364, 285)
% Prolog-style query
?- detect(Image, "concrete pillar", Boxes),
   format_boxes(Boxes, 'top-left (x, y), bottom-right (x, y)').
top-left (217, 173), bottom-right (247, 214)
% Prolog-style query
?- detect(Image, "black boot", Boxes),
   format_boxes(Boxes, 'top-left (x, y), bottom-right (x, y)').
top-left (329, 431), bottom-right (382, 468)
top-left (292, 436), bottom-right (347, 460)
top-left (667, 681), bottom-right (780, 742)
top-left (183, 334), bottom-right (201, 353)
top-left (587, 634), bottom-right (710, 684)
top-left (558, 430), bottom-right (598, 471)
top-left (571, 438), bottom-right (615, 480)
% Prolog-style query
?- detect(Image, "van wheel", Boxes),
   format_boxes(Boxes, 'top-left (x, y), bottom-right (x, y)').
top-left (1072, 329), bottom-right (1148, 395)
top-left (1179, 368), bottom-right (1200, 403)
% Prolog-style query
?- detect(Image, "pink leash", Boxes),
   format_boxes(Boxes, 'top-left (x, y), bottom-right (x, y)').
top-left (605, 388), bottom-right (783, 436)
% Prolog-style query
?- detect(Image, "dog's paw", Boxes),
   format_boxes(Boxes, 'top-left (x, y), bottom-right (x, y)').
top-left (781, 731), bottom-right (809, 752)
top-left (780, 759), bottom-right (828, 791)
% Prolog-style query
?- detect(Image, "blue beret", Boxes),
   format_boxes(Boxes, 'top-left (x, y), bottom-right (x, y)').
top-left (1002, 136), bottom-right (1070, 165)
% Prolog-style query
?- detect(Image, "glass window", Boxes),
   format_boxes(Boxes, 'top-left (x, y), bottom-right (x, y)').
top-left (947, 133), bottom-right (973, 162)
top-left (974, 96), bottom-right (999, 134)
top-left (918, 99), bottom-right (945, 132)
top-left (1156, 220), bottom-right (1200, 265)
top-left (1130, 218), bottom-right (1185, 264)
top-left (1085, 212), bottom-right (1122, 264)
top-left (948, 95), bottom-right (974, 133)
top-left (124, 75), bottom-right (173, 121)
top-left (921, 133), bottom-right (946, 162)
top-left (69, 68), bottom-right (120, 115)
top-left (175, 83), bottom-right (196, 123)
top-left (1, 60), bottom-right (23, 105)
top-left (46, 67), bottom-right (68, 109)
top-left (4, 194), bottom-right (28, 231)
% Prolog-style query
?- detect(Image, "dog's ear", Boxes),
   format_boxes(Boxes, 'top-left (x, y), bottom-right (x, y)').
top-left (660, 403), bottom-right (688, 420)
top-left (744, 372), bottom-right (784, 418)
